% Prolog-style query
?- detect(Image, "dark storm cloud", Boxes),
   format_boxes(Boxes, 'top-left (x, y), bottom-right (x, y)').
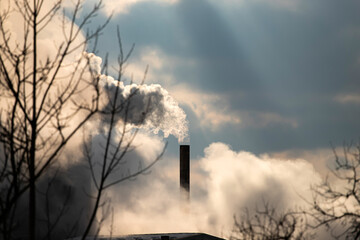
top-left (88, 0), bottom-right (360, 153)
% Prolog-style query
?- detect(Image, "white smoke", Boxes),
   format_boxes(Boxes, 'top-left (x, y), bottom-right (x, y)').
top-left (102, 142), bottom-right (322, 238)
top-left (85, 52), bottom-right (189, 142)
top-left (1, 1), bottom-right (323, 238)
top-left (198, 143), bottom-right (321, 231)
top-left (0, 1), bottom-right (189, 239)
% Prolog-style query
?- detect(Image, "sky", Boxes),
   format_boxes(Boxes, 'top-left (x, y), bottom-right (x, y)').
top-left (88, 0), bottom-right (360, 156)
top-left (77, 0), bottom-right (360, 237)
top-left (2, 0), bottom-right (360, 238)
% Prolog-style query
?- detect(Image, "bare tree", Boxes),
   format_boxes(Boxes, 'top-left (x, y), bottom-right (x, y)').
top-left (0, 0), bottom-right (109, 238)
top-left (231, 200), bottom-right (312, 240)
top-left (309, 142), bottom-right (360, 239)
top-left (0, 0), bottom-right (165, 239)
top-left (80, 27), bottom-right (166, 239)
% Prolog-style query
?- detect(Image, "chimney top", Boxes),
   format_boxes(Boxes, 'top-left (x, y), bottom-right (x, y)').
top-left (180, 145), bottom-right (190, 199)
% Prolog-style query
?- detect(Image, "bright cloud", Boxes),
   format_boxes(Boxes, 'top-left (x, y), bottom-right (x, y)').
top-left (268, 148), bottom-right (337, 177)
top-left (199, 143), bottom-right (320, 230)
top-left (170, 84), bottom-right (241, 131)
top-left (86, 52), bottom-right (189, 142)
top-left (103, 142), bottom-right (322, 237)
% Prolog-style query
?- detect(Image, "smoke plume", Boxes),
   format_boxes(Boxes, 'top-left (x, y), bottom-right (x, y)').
top-left (85, 53), bottom-right (189, 142)
top-left (0, 1), bottom-right (189, 238)
top-left (100, 142), bottom-right (322, 237)
top-left (1, 1), bottom-right (329, 239)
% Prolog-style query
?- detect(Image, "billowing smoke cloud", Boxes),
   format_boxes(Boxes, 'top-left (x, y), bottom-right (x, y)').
top-left (198, 143), bottom-right (320, 228)
top-left (0, 1), bottom-right (328, 239)
top-left (0, 1), bottom-right (188, 238)
top-left (101, 142), bottom-right (322, 237)
top-left (86, 52), bottom-right (189, 142)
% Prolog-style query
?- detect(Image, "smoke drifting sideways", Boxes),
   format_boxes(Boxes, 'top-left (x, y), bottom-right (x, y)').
top-left (38, 52), bottom-right (189, 239)
top-left (86, 53), bottom-right (189, 143)
top-left (0, 0), bottom-right (188, 236)
top-left (2, 51), bottom-right (189, 238)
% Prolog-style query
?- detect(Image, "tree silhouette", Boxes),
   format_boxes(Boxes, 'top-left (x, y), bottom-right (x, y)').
top-left (309, 142), bottom-right (360, 239)
top-left (0, 1), bottom-right (164, 239)
top-left (231, 199), bottom-right (312, 240)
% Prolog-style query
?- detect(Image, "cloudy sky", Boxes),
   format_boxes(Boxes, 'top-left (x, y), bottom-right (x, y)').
top-left (75, 0), bottom-right (360, 236)
top-left (3, 0), bottom-right (359, 238)
top-left (85, 0), bottom-right (360, 157)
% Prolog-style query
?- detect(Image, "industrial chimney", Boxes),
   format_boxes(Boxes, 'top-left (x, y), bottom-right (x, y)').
top-left (180, 145), bottom-right (190, 200)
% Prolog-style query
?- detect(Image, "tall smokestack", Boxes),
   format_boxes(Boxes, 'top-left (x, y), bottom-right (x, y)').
top-left (180, 145), bottom-right (190, 200)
